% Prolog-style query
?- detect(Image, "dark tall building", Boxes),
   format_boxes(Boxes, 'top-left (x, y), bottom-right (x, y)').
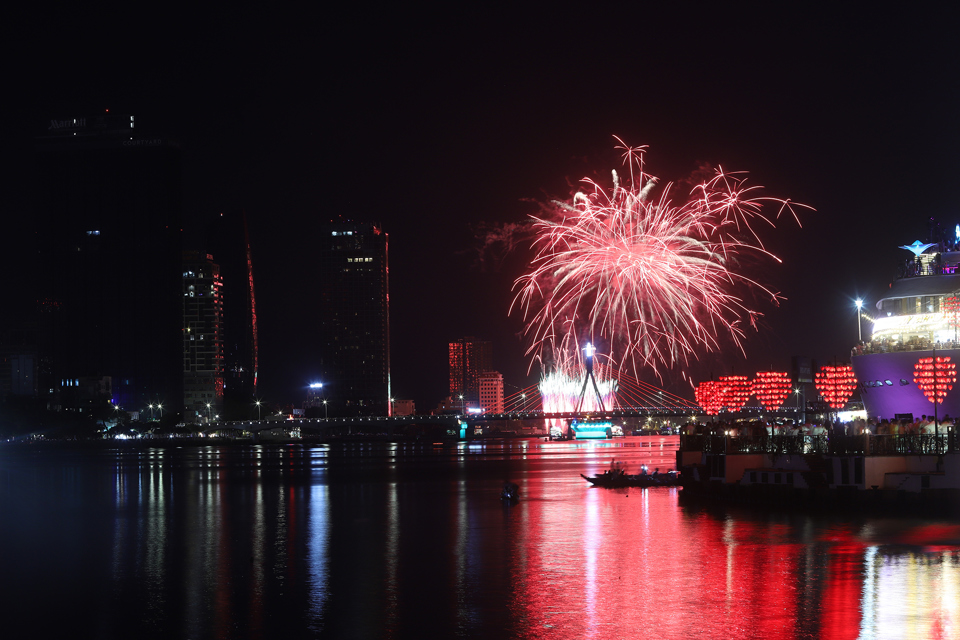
top-left (316, 222), bottom-right (390, 416)
top-left (203, 211), bottom-right (259, 419)
top-left (449, 337), bottom-right (492, 408)
top-left (33, 113), bottom-right (183, 413)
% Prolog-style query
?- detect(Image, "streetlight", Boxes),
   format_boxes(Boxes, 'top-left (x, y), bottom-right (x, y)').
top-left (148, 403), bottom-right (155, 421)
top-left (206, 403), bottom-right (212, 424)
top-left (521, 393), bottom-right (527, 412)
top-left (157, 403), bottom-right (163, 419)
top-left (255, 400), bottom-right (262, 420)
top-left (855, 298), bottom-right (863, 342)
top-left (459, 394), bottom-right (464, 415)
top-left (322, 399), bottom-right (328, 419)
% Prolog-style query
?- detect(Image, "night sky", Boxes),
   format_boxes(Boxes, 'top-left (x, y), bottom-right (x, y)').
top-left (5, 4), bottom-right (960, 411)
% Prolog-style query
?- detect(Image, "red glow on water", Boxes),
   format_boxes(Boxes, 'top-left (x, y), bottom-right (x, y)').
top-left (506, 486), bottom-right (821, 638)
top-left (821, 542), bottom-right (866, 640)
top-left (81, 445), bottom-right (960, 637)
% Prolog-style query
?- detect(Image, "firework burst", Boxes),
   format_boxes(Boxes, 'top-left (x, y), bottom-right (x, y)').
top-left (512, 138), bottom-right (809, 384)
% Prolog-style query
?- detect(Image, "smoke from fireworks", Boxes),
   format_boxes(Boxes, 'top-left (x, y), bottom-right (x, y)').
top-left (513, 139), bottom-right (809, 394)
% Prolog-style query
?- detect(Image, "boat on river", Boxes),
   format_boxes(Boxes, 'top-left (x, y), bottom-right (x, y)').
top-left (581, 466), bottom-right (680, 488)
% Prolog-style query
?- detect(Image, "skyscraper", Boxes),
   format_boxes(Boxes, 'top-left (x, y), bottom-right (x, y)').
top-left (33, 113), bottom-right (183, 413)
top-left (316, 222), bottom-right (390, 416)
top-left (182, 251), bottom-right (223, 423)
top-left (448, 337), bottom-right (492, 408)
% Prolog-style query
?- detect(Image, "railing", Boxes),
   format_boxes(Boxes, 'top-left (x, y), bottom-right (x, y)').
top-left (856, 340), bottom-right (960, 356)
top-left (680, 433), bottom-right (959, 456)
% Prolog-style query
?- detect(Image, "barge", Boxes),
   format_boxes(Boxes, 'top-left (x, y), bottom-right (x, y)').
top-left (677, 432), bottom-right (960, 514)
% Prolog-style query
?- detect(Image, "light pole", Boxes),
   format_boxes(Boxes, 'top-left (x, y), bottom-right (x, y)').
top-left (157, 404), bottom-right (163, 419)
top-left (855, 298), bottom-right (863, 342)
top-left (459, 394), bottom-right (465, 415)
top-left (148, 404), bottom-right (155, 421)
top-left (521, 393), bottom-right (527, 412)
top-left (206, 403), bottom-right (212, 424)
top-left (255, 400), bottom-right (262, 420)
top-left (323, 399), bottom-right (328, 419)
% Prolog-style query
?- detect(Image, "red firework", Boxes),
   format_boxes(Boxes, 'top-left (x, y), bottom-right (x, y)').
top-left (913, 356), bottom-right (957, 404)
top-left (752, 371), bottom-right (792, 410)
top-left (512, 139), bottom-right (809, 381)
top-left (815, 365), bottom-right (857, 410)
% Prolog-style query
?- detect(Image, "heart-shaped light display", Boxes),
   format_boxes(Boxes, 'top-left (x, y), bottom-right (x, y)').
top-left (718, 375), bottom-right (751, 411)
top-left (752, 371), bottom-right (792, 410)
top-left (815, 364), bottom-right (857, 409)
top-left (695, 380), bottom-right (725, 415)
top-left (913, 356), bottom-right (957, 404)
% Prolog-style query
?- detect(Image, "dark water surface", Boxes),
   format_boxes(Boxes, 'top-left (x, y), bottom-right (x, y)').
top-left (2, 436), bottom-right (960, 639)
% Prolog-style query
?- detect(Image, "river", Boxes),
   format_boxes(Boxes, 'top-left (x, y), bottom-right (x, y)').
top-left (2, 436), bottom-right (959, 639)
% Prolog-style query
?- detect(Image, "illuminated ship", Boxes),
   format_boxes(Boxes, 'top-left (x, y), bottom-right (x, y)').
top-left (852, 237), bottom-right (960, 421)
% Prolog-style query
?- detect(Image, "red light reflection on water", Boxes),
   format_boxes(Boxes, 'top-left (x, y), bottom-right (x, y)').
top-left (503, 467), bottom-right (960, 640)
top-left (820, 533), bottom-right (866, 640)
top-left (506, 466), bottom-right (826, 639)
top-left (91, 443), bottom-right (960, 638)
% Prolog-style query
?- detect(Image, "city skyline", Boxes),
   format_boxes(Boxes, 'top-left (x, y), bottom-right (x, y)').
top-left (4, 5), bottom-right (960, 411)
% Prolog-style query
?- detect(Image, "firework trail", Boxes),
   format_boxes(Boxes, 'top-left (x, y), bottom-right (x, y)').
top-left (513, 138), bottom-right (809, 392)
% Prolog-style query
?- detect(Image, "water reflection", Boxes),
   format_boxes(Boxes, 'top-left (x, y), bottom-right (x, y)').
top-left (3, 440), bottom-right (960, 638)
top-left (307, 483), bottom-right (330, 634)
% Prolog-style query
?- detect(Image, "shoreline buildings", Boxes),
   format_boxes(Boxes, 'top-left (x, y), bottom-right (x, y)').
top-left (448, 337), bottom-right (491, 410)
top-left (448, 337), bottom-right (504, 414)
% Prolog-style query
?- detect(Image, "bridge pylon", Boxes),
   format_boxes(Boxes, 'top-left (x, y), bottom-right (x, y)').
top-left (575, 342), bottom-right (607, 414)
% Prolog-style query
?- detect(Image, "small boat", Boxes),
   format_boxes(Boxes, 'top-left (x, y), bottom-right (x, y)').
top-left (581, 466), bottom-right (680, 488)
top-left (501, 481), bottom-right (520, 503)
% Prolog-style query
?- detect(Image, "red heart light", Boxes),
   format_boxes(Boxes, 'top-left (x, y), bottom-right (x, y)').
top-left (914, 356), bottom-right (957, 404)
top-left (815, 364), bottom-right (857, 410)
